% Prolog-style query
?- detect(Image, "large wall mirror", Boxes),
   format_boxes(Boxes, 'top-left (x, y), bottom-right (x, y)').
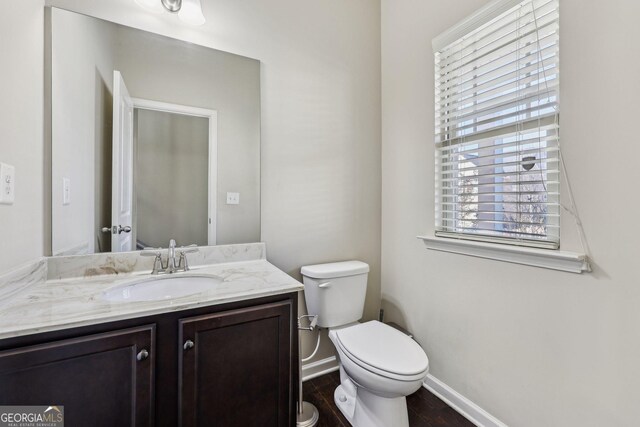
top-left (47, 7), bottom-right (261, 255)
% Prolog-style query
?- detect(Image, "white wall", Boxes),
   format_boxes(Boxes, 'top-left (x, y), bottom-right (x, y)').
top-left (43, 0), bottom-right (382, 362)
top-left (382, 0), bottom-right (640, 425)
top-left (0, 1), bottom-right (45, 272)
top-left (51, 8), bottom-right (116, 255)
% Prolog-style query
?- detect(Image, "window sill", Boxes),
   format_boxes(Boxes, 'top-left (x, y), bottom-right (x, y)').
top-left (417, 235), bottom-right (590, 274)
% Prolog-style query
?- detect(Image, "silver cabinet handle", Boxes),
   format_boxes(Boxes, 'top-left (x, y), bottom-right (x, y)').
top-left (118, 225), bottom-right (132, 234)
top-left (137, 349), bottom-right (149, 361)
top-left (183, 340), bottom-right (195, 350)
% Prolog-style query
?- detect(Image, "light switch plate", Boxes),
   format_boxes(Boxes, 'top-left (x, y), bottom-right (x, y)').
top-left (226, 192), bottom-right (240, 205)
top-left (62, 177), bottom-right (71, 205)
top-left (0, 163), bottom-right (15, 205)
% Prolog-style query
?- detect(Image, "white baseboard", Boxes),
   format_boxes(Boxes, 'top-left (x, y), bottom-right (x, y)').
top-left (302, 358), bottom-right (506, 427)
top-left (424, 374), bottom-right (507, 427)
top-left (302, 356), bottom-right (339, 382)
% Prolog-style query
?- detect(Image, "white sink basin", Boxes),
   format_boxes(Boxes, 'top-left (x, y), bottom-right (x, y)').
top-left (102, 275), bottom-right (223, 302)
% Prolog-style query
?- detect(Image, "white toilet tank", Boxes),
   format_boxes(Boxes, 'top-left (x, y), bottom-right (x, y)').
top-left (301, 261), bottom-right (369, 328)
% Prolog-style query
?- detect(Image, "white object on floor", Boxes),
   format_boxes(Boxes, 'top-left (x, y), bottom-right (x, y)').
top-left (302, 261), bottom-right (429, 427)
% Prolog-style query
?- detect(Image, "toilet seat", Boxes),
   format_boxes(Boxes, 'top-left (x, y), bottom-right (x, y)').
top-left (333, 321), bottom-right (429, 382)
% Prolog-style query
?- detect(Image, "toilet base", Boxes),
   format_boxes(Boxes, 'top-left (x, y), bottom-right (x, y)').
top-left (334, 384), bottom-right (356, 421)
top-left (333, 378), bottom-right (410, 427)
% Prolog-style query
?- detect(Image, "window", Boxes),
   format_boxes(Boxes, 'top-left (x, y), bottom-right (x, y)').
top-left (433, 0), bottom-right (560, 249)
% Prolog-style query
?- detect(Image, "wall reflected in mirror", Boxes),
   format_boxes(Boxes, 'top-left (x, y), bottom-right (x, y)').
top-left (135, 108), bottom-right (211, 250)
top-left (47, 7), bottom-right (261, 255)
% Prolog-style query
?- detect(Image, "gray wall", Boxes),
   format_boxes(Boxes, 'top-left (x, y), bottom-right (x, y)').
top-left (381, 0), bottom-right (640, 425)
top-left (51, 8), bottom-right (116, 255)
top-left (135, 109), bottom-right (209, 248)
top-left (0, 0), bottom-right (45, 271)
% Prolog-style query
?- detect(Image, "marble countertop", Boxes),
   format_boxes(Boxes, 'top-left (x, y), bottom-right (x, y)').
top-left (0, 244), bottom-right (303, 340)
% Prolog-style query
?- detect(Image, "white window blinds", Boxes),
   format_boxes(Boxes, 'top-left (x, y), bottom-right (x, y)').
top-left (433, 0), bottom-right (560, 249)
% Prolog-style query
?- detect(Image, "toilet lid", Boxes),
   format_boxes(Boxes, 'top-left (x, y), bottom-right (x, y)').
top-left (334, 321), bottom-right (428, 377)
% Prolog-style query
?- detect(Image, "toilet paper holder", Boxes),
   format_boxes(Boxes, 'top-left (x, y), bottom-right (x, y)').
top-left (296, 313), bottom-right (320, 427)
top-left (297, 314), bottom-right (318, 331)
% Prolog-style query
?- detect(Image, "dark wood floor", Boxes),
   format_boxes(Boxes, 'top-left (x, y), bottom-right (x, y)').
top-left (304, 371), bottom-right (474, 427)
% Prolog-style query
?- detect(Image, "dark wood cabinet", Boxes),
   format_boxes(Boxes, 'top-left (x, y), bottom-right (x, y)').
top-left (0, 325), bottom-right (155, 427)
top-left (179, 301), bottom-right (292, 427)
top-left (0, 293), bottom-right (298, 427)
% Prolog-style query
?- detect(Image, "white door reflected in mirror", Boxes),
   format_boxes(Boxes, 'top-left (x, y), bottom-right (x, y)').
top-left (111, 70), bottom-right (135, 253)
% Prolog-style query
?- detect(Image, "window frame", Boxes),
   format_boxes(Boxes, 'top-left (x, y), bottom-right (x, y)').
top-left (432, 0), bottom-right (560, 250)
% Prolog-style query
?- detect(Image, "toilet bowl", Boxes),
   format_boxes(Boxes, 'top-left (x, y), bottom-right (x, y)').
top-left (329, 321), bottom-right (428, 427)
top-left (301, 261), bottom-right (429, 427)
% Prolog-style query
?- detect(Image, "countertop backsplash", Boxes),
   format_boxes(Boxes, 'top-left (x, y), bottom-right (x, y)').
top-left (0, 243), bottom-right (268, 302)
top-left (46, 242), bottom-right (267, 281)
top-left (0, 258), bottom-right (48, 309)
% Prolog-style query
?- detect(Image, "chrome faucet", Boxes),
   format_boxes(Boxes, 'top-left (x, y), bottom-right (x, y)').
top-left (141, 239), bottom-right (199, 275)
top-left (167, 239), bottom-right (177, 273)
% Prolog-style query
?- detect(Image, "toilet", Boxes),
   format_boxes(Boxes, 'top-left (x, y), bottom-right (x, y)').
top-left (301, 261), bottom-right (429, 427)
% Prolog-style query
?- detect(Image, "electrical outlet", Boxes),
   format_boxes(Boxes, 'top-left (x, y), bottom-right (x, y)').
top-left (226, 192), bottom-right (240, 205)
top-left (0, 163), bottom-right (15, 205)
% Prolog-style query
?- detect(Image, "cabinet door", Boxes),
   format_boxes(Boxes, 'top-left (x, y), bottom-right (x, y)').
top-left (0, 325), bottom-right (155, 427)
top-left (179, 301), bottom-right (292, 427)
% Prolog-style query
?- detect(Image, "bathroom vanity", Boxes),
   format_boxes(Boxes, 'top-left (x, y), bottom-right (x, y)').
top-left (0, 243), bottom-right (302, 427)
top-left (0, 8), bottom-right (302, 426)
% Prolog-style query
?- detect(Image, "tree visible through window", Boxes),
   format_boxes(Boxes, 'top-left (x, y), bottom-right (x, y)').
top-left (433, 0), bottom-right (560, 248)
